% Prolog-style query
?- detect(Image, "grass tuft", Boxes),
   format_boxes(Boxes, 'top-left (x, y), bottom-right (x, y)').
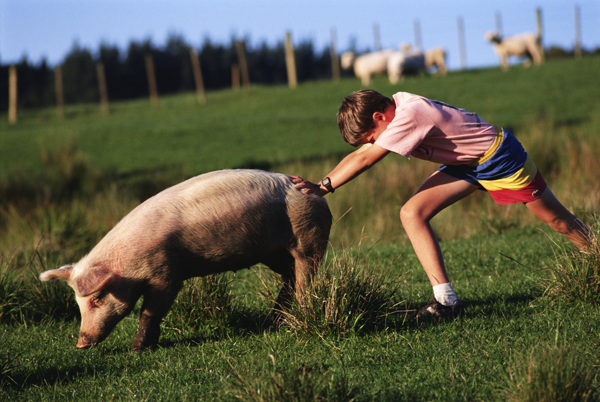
top-left (277, 250), bottom-right (405, 337)
top-left (0, 264), bottom-right (27, 324)
top-left (0, 332), bottom-right (20, 389)
top-left (544, 217), bottom-right (600, 305)
top-left (224, 353), bottom-right (358, 401)
top-left (163, 273), bottom-right (234, 336)
top-left (0, 252), bottom-right (78, 324)
top-left (501, 345), bottom-right (598, 401)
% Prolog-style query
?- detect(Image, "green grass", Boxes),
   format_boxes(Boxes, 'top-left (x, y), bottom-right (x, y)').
top-left (2, 57), bottom-right (600, 179)
top-left (2, 229), bottom-right (599, 400)
top-left (1, 57), bottom-right (600, 400)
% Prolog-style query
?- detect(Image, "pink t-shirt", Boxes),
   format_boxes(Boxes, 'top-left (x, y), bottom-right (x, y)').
top-left (375, 92), bottom-right (497, 165)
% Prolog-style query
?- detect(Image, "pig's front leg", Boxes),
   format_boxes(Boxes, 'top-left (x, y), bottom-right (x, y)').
top-left (131, 310), bottom-right (161, 352)
top-left (131, 285), bottom-right (181, 352)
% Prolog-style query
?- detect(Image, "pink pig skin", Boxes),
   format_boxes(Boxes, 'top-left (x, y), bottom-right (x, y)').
top-left (40, 169), bottom-right (332, 352)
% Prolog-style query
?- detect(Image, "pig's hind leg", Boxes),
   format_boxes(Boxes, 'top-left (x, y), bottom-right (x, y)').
top-left (267, 246), bottom-right (323, 313)
top-left (131, 281), bottom-right (183, 352)
top-left (263, 251), bottom-right (297, 313)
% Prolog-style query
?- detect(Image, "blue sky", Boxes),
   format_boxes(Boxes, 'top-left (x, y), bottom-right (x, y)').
top-left (1, 0), bottom-right (598, 71)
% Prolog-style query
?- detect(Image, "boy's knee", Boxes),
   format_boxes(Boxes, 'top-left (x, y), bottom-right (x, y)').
top-left (400, 204), bottom-right (421, 226)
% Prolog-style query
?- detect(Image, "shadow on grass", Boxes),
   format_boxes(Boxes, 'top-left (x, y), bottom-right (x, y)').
top-left (387, 291), bottom-right (542, 331)
top-left (1, 358), bottom-right (110, 392)
top-left (158, 307), bottom-right (277, 350)
top-left (161, 290), bottom-right (544, 350)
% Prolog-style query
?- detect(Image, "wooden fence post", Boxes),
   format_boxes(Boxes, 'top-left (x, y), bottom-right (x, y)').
top-left (96, 63), bottom-right (110, 115)
top-left (235, 41), bottom-right (250, 90)
top-left (536, 8), bottom-right (545, 62)
top-left (574, 5), bottom-right (582, 59)
top-left (8, 66), bottom-right (17, 124)
top-left (495, 11), bottom-right (503, 35)
top-left (414, 20), bottom-right (422, 50)
top-left (285, 31), bottom-right (298, 89)
top-left (231, 64), bottom-right (241, 90)
top-left (493, 12), bottom-right (503, 65)
top-left (144, 53), bottom-right (159, 108)
top-left (189, 48), bottom-right (207, 104)
top-left (330, 28), bottom-right (340, 81)
top-left (373, 24), bottom-right (381, 51)
top-left (457, 16), bottom-right (467, 70)
top-left (54, 65), bottom-right (64, 120)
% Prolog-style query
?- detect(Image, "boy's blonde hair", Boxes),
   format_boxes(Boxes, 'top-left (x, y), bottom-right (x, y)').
top-left (337, 90), bottom-right (394, 146)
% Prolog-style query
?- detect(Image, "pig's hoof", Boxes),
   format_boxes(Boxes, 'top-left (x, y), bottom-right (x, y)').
top-left (130, 341), bottom-right (157, 353)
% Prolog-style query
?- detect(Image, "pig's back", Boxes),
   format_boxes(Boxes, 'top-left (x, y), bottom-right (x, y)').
top-left (88, 170), bottom-right (328, 274)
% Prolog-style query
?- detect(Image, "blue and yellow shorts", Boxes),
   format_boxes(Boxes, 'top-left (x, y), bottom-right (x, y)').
top-left (439, 127), bottom-right (547, 205)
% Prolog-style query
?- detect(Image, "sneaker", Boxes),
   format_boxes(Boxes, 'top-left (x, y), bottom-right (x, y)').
top-left (416, 299), bottom-right (463, 319)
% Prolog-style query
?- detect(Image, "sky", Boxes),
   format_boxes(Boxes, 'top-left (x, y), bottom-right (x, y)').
top-left (1, 0), bottom-right (599, 71)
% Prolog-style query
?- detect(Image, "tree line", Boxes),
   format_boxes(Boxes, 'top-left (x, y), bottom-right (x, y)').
top-left (0, 33), bottom-right (349, 112)
top-left (2, 32), bottom-right (596, 113)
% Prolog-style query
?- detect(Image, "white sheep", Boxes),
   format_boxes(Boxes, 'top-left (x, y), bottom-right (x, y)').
top-left (484, 31), bottom-right (543, 70)
top-left (387, 50), bottom-right (423, 84)
top-left (387, 47), bottom-right (447, 84)
top-left (424, 47), bottom-right (447, 75)
top-left (341, 49), bottom-right (395, 86)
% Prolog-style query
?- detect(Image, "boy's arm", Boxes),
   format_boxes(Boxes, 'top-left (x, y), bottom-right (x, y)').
top-left (292, 143), bottom-right (390, 195)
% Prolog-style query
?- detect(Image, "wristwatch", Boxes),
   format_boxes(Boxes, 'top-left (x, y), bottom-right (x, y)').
top-left (322, 177), bottom-right (335, 193)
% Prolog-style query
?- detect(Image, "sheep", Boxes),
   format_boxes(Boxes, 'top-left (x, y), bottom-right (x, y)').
top-left (387, 49), bottom-right (424, 84)
top-left (387, 47), bottom-right (447, 84)
top-left (424, 47), bottom-right (447, 75)
top-left (484, 31), bottom-right (543, 70)
top-left (341, 49), bottom-right (395, 86)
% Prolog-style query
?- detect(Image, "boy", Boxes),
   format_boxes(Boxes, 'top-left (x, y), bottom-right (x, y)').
top-left (292, 89), bottom-right (591, 318)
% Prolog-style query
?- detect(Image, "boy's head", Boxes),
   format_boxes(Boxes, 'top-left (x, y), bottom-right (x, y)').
top-left (337, 90), bottom-right (394, 147)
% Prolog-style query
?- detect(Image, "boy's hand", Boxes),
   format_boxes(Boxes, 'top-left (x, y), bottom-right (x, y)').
top-left (289, 175), bottom-right (329, 197)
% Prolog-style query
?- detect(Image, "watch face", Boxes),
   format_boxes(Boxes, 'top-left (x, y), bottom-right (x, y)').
top-left (322, 177), bottom-right (333, 192)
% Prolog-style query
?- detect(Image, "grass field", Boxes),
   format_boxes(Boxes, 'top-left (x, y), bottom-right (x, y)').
top-left (1, 57), bottom-right (599, 400)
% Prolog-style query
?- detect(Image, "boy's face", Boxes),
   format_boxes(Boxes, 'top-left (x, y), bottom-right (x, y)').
top-left (360, 104), bottom-right (396, 145)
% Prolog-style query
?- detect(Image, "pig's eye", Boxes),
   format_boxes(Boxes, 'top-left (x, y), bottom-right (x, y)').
top-left (90, 294), bottom-right (104, 308)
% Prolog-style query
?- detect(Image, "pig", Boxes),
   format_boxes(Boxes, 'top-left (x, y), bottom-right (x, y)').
top-left (39, 169), bottom-right (332, 352)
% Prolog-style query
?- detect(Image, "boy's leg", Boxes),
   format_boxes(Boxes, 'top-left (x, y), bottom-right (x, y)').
top-left (400, 170), bottom-right (479, 288)
top-left (524, 187), bottom-right (592, 250)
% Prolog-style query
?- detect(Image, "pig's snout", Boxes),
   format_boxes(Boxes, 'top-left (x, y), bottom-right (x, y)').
top-left (76, 334), bottom-right (93, 349)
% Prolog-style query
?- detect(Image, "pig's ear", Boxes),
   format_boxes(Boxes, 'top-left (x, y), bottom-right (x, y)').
top-left (74, 267), bottom-right (114, 297)
top-left (39, 265), bottom-right (73, 282)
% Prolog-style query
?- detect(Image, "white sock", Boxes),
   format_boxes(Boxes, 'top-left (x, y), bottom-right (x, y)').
top-left (433, 283), bottom-right (457, 306)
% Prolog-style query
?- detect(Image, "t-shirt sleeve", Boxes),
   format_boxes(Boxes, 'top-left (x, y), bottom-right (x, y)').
top-left (374, 108), bottom-right (435, 158)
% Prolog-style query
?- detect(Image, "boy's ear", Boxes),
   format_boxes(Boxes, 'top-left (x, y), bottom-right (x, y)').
top-left (372, 111), bottom-right (384, 121)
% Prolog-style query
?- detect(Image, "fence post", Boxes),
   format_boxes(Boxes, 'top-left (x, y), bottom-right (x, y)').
top-left (8, 66), bottom-right (17, 124)
top-left (231, 64), bottom-right (241, 90)
top-left (96, 63), bottom-right (110, 115)
top-left (574, 5), bottom-right (582, 59)
top-left (493, 12), bottom-right (503, 65)
top-left (330, 28), bottom-right (340, 81)
top-left (285, 31), bottom-right (298, 89)
top-left (54, 65), bottom-right (64, 120)
top-left (457, 16), bottom-right (467, 70)
top-left (373, 24), bottom-right (381, 51)
top-left (144, 53), bottom-right (159, 108)
top-left (495, 12), bottom-right (503, 35)
top-left (189, 48), bottom-right (207, 104)
top-left (414, 20), bottom-right (422, 50)
top-left (235, 41), bottom-right (250, 90)
top-left (536, 8), bottom-right (545, 62)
